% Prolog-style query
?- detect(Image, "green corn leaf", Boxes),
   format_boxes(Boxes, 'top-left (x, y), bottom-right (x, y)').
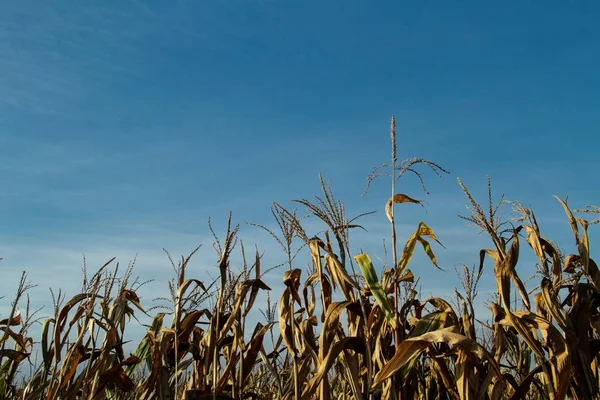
top-left (355, 253), bottom-right (397, 329)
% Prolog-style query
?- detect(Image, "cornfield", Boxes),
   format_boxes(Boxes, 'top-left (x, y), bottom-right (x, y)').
top-left (2, 117), bottom-right (599, 399)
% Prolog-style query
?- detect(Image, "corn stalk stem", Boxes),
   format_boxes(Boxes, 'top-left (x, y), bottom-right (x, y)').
top-left (390, 116), bottom-right (402, 400)
top-left (287, 252), bottom-right (300, 400)
top-left (213, 268), bottom-right (226, 400)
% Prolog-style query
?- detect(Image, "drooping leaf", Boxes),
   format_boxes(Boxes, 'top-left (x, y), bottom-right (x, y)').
top-left (397, 222), bottom-right (444, 276)
top-left (385, 193), bottom-right (423, 222)
top-left (372, 327), bottom-right (502, 388)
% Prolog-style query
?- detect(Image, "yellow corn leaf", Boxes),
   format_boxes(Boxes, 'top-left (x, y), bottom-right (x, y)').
top-left (397, 222), bottom-right (444, 276)
top-left (555, 196), bottom-right (579, 244)
top-left (417, 237), bottom-right (442, 270)
top-left (372, 327), bottom-right (502, 388)
top-left (302, 337), bottom-right (365, 398)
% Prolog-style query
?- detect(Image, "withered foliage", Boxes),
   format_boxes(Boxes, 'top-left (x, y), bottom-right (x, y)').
top-left (1, 118), bottom-right (597, 400)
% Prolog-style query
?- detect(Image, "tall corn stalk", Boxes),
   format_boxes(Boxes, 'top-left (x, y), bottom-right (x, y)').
top-left (3, 117), bottom-right (600, 399)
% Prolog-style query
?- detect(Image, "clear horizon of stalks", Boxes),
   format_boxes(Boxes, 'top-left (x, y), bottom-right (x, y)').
top-left (2, 117), bottom-right (599, 399)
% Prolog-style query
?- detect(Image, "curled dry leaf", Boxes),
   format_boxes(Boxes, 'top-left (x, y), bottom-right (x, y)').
top-left (372, 327), bottom-right (502, 389)
top-left (385, 193), bottom-right (423, 222)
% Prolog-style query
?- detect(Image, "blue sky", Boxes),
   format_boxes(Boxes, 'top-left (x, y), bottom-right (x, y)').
top-left (1, 1), bottom-right (600, 339)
